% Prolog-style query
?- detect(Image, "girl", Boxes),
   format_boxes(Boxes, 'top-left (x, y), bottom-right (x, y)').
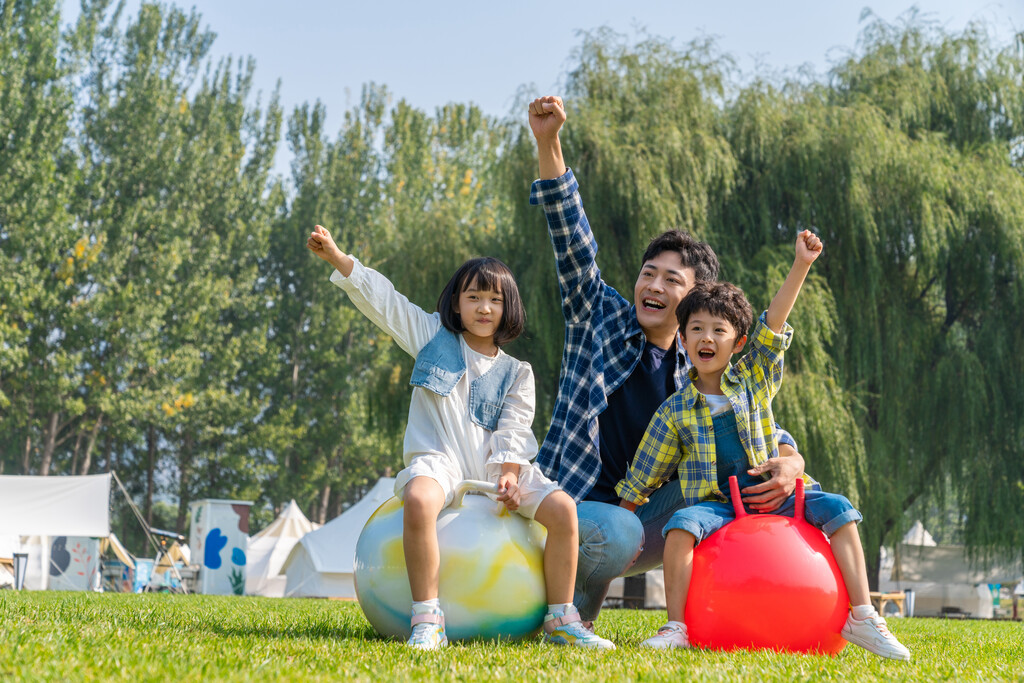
top-left (307, 225), bottom-right (613, 651)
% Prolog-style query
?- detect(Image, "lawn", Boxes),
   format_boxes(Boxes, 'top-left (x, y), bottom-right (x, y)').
top-left (1, 592), bottom-right (1021, 681)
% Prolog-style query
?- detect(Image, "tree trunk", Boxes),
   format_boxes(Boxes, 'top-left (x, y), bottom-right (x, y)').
top-left (175, 431), bottom-right (193, 534)
top-left (21, 432), bottom-right (32, 475)
top-left (70, 429), bottom-right (83, 476)
top-left (867, 551), bottom-right (880, 592)
top-left (145, 424), bottom-right (157, 525)
top-left (79, 415), bottom-right (103, 475)
top-left (317, 484), bottom-right (331, 525)
top-left (40, 411), bottom-right (60, 475)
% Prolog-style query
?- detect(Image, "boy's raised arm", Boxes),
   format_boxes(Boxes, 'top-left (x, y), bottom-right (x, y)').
top-left (529, 96), bottom-right (567, 180)
top-left (765, 229), bottom-right (823, 332)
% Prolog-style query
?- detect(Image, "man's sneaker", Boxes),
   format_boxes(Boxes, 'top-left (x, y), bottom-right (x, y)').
top-left (543, 607), bottom-right (616, 650)
top-left (406, 611), bottom-right (448, 650)
top-left (841, 612), bottom-right (910, 661)
top-left (641, 621), bottom-right (689, 649)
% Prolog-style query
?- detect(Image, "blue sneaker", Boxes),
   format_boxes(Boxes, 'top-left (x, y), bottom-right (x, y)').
top-left (407, 610), bottom-right (448, 650)
top-left (543, 607), bottom-right (615, 650)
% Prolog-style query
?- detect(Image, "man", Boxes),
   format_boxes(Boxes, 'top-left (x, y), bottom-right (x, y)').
top-left (528, 95), bottom-right (806, 624)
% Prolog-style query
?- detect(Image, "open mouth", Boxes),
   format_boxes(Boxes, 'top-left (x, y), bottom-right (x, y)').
top-left (642, 298), bottom-right (666, 310)
top-left (698, 349), bottom-right (716, 360)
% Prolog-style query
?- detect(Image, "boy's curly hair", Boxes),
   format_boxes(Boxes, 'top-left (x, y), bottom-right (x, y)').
top-left (675, 281), bottom-right (753, 337)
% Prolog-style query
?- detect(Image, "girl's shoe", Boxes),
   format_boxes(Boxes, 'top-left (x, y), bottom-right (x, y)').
top-left (841, 612), bottom-right (910, 660)
top-left (407, 611), bottom-right (448, 650)
top-left (641, 621), bottom-right (689, 649)
top-left (542, 606), bottom-right (615, 650)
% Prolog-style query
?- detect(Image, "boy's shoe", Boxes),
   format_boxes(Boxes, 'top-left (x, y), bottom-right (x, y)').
top-left (841, 612), bottom-right (910, 661)
top-left (407, 611), bottom-right (448, 650)
top-left (641, 621), bottom-right (689, 649)
top-left (543, 607), bottom-right (616, 650)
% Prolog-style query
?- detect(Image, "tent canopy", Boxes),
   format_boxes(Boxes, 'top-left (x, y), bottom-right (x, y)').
top-left (246, 499), bottom-right (319, 597)
top-left (893, 544), bottom-right (1023, 585)
top-left (283, 478), bottom-right (395, 598)
top-left (0, 474), bottom-right (111, 537)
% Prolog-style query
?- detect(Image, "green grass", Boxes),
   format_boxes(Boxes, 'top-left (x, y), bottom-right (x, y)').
top-left (0, 592), bottom-right (1021, 682)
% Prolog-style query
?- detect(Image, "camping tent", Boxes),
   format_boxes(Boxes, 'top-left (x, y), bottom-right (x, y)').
top-left (879, 520), bottom-right (1023, 617)
top-left (0, 474), bottom-right (125, 591)
top-left (282, 478), bottom-right (396, 598)
top-left (246, 500), bottom-right (320, 597)
top-left (0, 474), bottom-right (111, 537)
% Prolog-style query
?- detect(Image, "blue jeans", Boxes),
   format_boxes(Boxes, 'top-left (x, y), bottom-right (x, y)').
top-left (573, 481), bottom-right (685, 621)
top-left (665, 411), bottom-right (861, 544)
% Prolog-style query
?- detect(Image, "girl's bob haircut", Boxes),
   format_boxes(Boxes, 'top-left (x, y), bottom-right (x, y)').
top-left (437, 257), bottom-right (525, 347)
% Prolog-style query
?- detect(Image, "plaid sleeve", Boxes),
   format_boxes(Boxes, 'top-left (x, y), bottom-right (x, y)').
top-left (615, 402), bottom-right (684, 505)
top-left (529, 169), bottom-right (603, 323)
top-left (744, 312), bottom-right (793, 404)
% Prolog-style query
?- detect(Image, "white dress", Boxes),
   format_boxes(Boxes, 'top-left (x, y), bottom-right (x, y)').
top-left (331, 259), bottom-right (560, 519)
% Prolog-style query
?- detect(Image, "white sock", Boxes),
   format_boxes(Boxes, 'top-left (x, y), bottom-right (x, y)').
top-left (851, 604), bottom-right (876, 620)
top-left (547, 603), bottom-right (575, 615)
top-left (412, 599), bottom-right (441, 615)
top-left (664, 620), bottom-right (686, 630)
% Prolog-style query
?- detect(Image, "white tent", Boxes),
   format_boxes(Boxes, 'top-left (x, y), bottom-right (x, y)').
top-left (0, 474), bottom-right (119, 591)
top-left (0, 474), bottom-right (111, 537)
top-left (282, 478), bottom-right (395, 598)
top-left (879, 520), bottom-right (1023, 618)
top-left (246, 500), bottom-right (320, 597)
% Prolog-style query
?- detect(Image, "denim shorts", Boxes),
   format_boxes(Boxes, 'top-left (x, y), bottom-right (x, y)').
top-left (663, 490), bottom-right (863, 545)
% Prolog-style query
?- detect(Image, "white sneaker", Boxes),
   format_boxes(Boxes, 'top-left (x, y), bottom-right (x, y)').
top-left (407, 610), bottom-right (448, 650)
top-left (641, 621), bottom-right (689, 649)
top-left (543, 607), bottom-right (616, 650)
top-left (842, 612), bottom-right (910, 661)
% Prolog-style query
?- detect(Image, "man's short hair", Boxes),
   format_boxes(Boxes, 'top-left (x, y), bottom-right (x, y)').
top-left (641, 230), bottom-right (719, 283)
top-left (675, 281), bottom-right (753, 338)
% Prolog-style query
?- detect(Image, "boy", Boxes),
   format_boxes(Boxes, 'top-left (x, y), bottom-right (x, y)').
top-left (616, 231), bottom-right (910, 660)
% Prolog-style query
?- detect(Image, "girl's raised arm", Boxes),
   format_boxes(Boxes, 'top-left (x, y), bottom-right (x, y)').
top-left (307, 225), bottom-right (354, 276)
top-left (309, 225), bottom-right (438, 357)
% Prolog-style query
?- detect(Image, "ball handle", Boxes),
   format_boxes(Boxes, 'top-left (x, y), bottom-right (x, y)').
top-left (451, 479), bottom-right (500, 508)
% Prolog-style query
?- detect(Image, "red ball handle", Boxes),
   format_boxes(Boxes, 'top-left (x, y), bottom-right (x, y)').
top-left (728, 476), bottom-right (746, 518)
top-left (794, 477), bottom-right (805, 521)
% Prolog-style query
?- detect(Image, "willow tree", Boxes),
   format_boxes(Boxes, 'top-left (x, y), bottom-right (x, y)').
top-left (717, 18), bottom-right (1024, 573)
top-left (503, 21), bottom-right (1022, 579)
top-left (819, 18), bottom-right (1024, 563)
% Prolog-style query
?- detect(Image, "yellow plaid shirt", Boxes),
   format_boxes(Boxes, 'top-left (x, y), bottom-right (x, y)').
top-left (616, 312), bottom-right (812, 506)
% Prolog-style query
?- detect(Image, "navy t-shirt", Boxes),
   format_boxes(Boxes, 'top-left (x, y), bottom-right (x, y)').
top-left (588, 341), bottom-right (678, 503)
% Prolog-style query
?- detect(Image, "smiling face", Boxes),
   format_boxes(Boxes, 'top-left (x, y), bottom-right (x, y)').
top-left (454, 278), bottom-right (504, 354)
top-left (634, 252), bottom-right (697, 350)
top-left (679, 310), bottom-right (748, 393)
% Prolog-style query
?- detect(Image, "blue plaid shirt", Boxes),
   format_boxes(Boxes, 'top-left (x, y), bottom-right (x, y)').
top-left (530, 169), bottom-right (796, 502)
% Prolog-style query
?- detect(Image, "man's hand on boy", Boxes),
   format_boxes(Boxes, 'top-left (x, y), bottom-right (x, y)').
top-left (528, 95), bottom-right (566, 143)
top-left (496, 472), bottom-right (521, 511)
top-left (796, 229), bottom-right (823, 265)
top-left (742, 447), bottom-right (805, 512)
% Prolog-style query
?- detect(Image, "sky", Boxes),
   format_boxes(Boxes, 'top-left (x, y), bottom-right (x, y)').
top-left (64, 1), bottom-right (1024, 178)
